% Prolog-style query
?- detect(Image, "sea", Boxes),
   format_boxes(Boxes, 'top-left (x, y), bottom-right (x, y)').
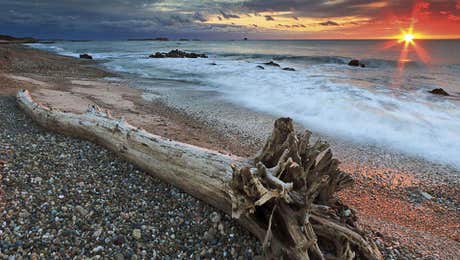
top-left (29, 40), bottom-right (460, 168)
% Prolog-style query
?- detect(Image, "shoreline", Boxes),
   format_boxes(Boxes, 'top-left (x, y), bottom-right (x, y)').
top-left (1, 44), bottom-right (459, 258)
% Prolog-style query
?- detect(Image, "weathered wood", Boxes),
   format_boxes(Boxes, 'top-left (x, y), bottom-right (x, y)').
top-left (17, 90), bottom-right (382, 260)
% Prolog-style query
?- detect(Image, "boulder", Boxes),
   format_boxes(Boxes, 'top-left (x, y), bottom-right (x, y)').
top-left (282, 67), bottom-right (296, 71)
top-left (79, 54), bottom-right (93, 59)
top-left (429, 88), bottom-right (450, 96)
top-left (348, 59), bottom-right (365, 67)
top-left (149, 52), bottom-right (165, 58)
top-left (264, 61), bottom-right (280, 67)
top-left (149, 49), bottom-right (207, 59)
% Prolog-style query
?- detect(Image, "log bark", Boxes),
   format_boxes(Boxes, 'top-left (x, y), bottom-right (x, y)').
top-left (17, 90), bottom-right (382, 260)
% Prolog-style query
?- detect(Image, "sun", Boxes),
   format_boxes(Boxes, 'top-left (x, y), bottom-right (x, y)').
top-left (404, 33), bottom-right (414, 43)
top-left (397, 29), bottom-right (418, 44)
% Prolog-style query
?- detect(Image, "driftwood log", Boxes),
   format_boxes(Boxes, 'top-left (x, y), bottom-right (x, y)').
top-left (17, 90), bottom-right (382, 259)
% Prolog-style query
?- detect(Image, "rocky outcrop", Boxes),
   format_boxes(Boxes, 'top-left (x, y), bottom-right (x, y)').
top-left (149, 49), bottom-right (207, 59)
top-left (348, 59), bottom-right (365, 67)
top-left (0, 35), bottom-right (37, 44)
top-left (429, 88), bottom-right (450, 96)
top-left (79, 54), bottom-right (93, 60)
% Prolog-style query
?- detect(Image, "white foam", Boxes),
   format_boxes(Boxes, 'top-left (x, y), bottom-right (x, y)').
top-left (203, 62), bottom-right (460, 167)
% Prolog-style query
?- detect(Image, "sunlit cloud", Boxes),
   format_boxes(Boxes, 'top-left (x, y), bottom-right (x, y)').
top-left (0, 0), bottom-right (459, 39)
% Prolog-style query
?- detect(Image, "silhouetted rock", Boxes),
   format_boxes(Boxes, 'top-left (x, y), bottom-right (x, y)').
top-left (79, 54), bottom-right (93, 59)
top-left (348, 59), bottom-right (365, 67)
top-left (282, 67), bottom-right (296, 71)
top-left (264, 61), bottom-right (280, 67)
top-left (149, 49), bottom-right (207, 59)
top-left (429, 88), bottom-right (450, 96)
top-left (257, 65), bottom-right (265, 70)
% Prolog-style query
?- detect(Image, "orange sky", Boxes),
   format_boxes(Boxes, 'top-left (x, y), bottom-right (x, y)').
top-left (204, 0), bottom-right (460, 39)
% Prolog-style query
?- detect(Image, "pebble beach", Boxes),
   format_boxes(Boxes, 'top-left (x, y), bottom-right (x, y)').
top-left (0, 95), bottom-right (261, 258)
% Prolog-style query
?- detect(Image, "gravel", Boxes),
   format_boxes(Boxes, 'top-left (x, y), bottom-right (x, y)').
top-left (0, 96), bottom-right (261, 258)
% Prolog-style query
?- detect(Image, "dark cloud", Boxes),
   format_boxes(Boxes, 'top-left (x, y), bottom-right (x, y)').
top-left (242, 0), bottom-right (460, 21)
top-left (265, 15), bottom-right (275, 21)
top-left (193, 12), bottom-right (208, 22)
top-left (291, 24), bottom-right (306, 28)
top-left (219, 10), bottom-right (240, 19)
top-left (0, 0), bottom-right (248, 39)
top-left (319, 20), bottom-right (340, 26)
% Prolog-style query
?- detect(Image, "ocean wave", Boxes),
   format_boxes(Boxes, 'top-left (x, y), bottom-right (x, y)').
top-left (200, 61), bottom-right (460, 168)
top-left (216, 52), bottom-right (423, 68)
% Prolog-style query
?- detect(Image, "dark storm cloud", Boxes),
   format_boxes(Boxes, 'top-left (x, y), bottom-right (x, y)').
top-left (319, 20), bottom-right (340, 26)
top-left (0, 0), bottom-right (242, 39)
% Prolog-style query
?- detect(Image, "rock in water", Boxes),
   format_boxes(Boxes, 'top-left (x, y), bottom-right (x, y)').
top-left (149, 52), bottom-right (165, 58)
top-left (256, 65), bottom-right (265, 70)
top-left (149, 49), bottom-right (207, 58)
top-left (282, 67), bottom-right (296, 71)
top-left (263, 61), bottom-right (280, 67)
top-left (79, 54), bottom-right (93, 59)
top-left (348, 59), bottom-right (365, 67)
top-left (429, 88), bottom-right (450, 96)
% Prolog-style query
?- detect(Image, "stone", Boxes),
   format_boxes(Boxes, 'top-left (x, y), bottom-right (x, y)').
top-left (79, 54), bottom-right (93, 59)
top-left (348, 59), bottom-right (361, 66)
top-left (209, 212), bottom-right (221, 223)
top-left (348, 59), bottom-right (365, 67)
top-left (132, 229), bottom-right (142, 240)
top-left (429, 88), bottom-right (449, 96)
top-left (203, 228), bottom-right (216, 241)
top-left (419, 190), bottom-right (433, 200)
top-left (75, 205), bottom-right (88, 216)
top-left (92, 246), bottom-right (104, 253)
top-left (149, 49), bottom-right (207, 59)
top-left (263, 61), bottom-right (280, 67)
top-left (149, 52), bottom-right (165, 58)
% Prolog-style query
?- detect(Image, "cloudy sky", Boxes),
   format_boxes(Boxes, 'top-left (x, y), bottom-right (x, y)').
top-left (1, 0), bottom-right (459, 40)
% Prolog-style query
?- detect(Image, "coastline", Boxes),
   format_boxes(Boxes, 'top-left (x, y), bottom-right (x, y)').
top-left (1, 44), bottom-right (459, 258)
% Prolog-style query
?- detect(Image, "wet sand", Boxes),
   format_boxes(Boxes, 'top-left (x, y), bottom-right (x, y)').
top-left (1, 44), bottom-right (459, 259)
